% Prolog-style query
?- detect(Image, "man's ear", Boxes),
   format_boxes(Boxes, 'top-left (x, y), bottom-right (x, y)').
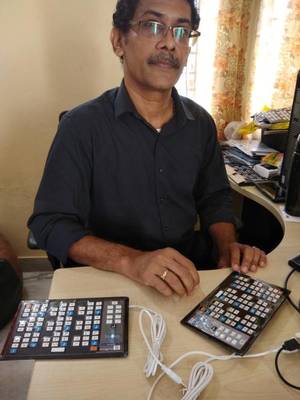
top-left (110, 28), bottom-right (125, 60)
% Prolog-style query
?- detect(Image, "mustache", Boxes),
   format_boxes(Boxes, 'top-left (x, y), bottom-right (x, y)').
top-left (147, 53), bottom-right (180, 69)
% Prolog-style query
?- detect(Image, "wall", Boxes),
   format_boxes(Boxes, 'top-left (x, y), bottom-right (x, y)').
top-left (0, 0), bottom-right (122, 257)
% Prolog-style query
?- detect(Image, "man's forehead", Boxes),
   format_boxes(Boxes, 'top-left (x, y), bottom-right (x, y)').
top-left (133, 0), bottom-right (192, 22)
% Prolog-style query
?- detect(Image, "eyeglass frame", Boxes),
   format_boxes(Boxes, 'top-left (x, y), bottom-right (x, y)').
top-left (128, 20), bottom-right (201, 46)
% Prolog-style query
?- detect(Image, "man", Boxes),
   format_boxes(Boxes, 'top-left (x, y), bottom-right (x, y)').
top-left (0, 234), bottom-right (22, 328)
top-left (28, 0), bottom-right (267, 297)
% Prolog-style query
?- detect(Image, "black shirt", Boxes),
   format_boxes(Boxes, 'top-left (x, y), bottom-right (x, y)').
top-left (28, 82), bottom-right (235, 264)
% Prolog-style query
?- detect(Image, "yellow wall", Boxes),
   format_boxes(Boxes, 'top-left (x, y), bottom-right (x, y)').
top-left (0, 0), bottom-right (122, 256)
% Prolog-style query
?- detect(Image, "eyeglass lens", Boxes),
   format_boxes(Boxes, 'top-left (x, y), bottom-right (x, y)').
top-left (139, 21), bottom-right (196, 45)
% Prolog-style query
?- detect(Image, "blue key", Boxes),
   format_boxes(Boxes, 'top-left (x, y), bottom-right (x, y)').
top-left (60, 341), bottom-right (68, 347)
top-left (93, 324), bottom-right (100, 330)
top-left (250, 308), bottom-right (256, 314)
top-left (63, 325), bottom-right (71, 331)
top-left (34, 326), bottom-right (42, 332)
top-left (9, 348), bottom-right (17, 354)
top-left (95, 310), bottom-right (101, 316)
top-left (236, 323), bottom-right (243, 331)
top-left (91, 340), bottom-right (98, 346)
top-left (30, 342), bottom-right (37, 348)
top-left (67, 311), bottom-right (74, 316)
top-left (219, 315), bottom-right (226, 322)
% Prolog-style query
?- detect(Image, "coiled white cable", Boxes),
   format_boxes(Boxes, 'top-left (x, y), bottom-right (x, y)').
top-left (130, 305), bottom-right (281, 400)
top-left (140, 307), bottom-right (166, 377)
top-left (146, 349), bottom-right (280, 400)
top-left (130, 305), bottom-right (170, 378)
top-left (181, 361), bottom-right (213, 400)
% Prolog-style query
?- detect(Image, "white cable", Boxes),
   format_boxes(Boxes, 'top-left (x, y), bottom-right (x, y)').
top-left (181, 361), bottom-right (214, 400)
top-left (147, 348), bottom-right (280, 400)
top-left (130, 305), bottom-right (283, 400)
top-left (130, 305), bottom-right (183, 382)
top-left (139, 308), bottom-right (166, 377)
top-left (146, 351), bottom-right (236, 400)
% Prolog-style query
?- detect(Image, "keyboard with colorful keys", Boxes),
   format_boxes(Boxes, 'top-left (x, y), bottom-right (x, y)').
top-left (1, 297), bottom-right (129, 360)
top-left (181, 273), bottom-right (290, 355)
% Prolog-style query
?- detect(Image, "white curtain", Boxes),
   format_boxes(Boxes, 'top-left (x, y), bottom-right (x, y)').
top-left (177, 0), bottom-right (300, 138)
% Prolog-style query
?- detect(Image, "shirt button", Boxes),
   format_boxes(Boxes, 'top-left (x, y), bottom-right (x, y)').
top-left (159, 168), bottom-right (164, 173)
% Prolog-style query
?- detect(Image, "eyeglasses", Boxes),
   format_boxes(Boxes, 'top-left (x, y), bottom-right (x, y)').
top-left (129, 20), bottom-right (201, 47)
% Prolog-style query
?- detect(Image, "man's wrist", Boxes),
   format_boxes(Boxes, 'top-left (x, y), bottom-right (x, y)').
top-left (118, 248), bottom-right (142, 279)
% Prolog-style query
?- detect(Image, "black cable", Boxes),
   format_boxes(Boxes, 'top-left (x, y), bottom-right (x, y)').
top-left (284, 268), bottom-right (300, 314)
top-left (275, 347), bottom-right (300, 390)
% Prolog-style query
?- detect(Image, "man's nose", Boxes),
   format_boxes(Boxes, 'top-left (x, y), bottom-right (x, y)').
top-left (156, 27), bottom-right (176, 51)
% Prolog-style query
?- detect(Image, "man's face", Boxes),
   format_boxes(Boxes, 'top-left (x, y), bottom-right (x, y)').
top-left (117, 0), bottom-right (192, 92)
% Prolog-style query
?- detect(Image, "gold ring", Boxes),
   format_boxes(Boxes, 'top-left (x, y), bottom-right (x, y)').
top-left (160, 269), bottom-right (168, 281)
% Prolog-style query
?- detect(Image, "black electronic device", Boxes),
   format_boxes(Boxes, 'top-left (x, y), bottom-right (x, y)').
top-left (225, 164), bottom-right (270, 186)
top-left (254, 180), bottom-right (285, 202)
top-left (222, 144), bottom-right (272, 186)
top-left (1, 297), bottom-right (129, 360)
top-left (261, 128), bottom-right (288, 153)
top-left (256, 71), bottom-right (300, 202)
top-left (181, 272), bottom-right (290, 355)
top-left (280, 71), bottom-right (300, 193)
top-left (288, 254), bottom-right (300, 271)
top-left (285, 136), bottom-right (300, 216)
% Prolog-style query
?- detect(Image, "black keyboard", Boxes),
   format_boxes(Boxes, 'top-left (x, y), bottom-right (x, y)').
top-left (222, 146), bottom-right (269, 186)
top-left (1, 297), bottom-right (129, 360)
top-left (225, 164), bottom-right (269, 186)
top-left (181, 272), bottom-right (290, 355)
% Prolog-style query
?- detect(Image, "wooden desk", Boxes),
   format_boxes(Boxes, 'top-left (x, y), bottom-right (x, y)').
top-left (27, 186), bottom-right (300, 400)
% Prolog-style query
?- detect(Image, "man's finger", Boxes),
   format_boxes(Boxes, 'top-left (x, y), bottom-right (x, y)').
top-left (161, 260), bottom-right (195, 295)
top-left (250, 246), bottom-right (261, 271)
top-left (158, 268), bottom-right (188, 296)
top-left (258, 251), bottom-right (267, 268)
top-left (167, 248), bottom-right (199, 286)
top-left (240, 245), bottom-right (254, 273)
top-left (152, 275), bottom-right (174, 297)
top-left (230, 243), bottom-right (242, 271)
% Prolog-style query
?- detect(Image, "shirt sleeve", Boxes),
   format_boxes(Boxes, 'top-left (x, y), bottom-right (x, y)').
top-left (194, 114), bottom-right (236, 229)
top-left (28, 114), bottom-right (93, 264)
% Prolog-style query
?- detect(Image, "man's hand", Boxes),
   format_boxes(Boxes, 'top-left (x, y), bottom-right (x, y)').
top-left (68, 236), bottom-right (199, 297)
top-left (124, 247), bottom-right (199, 297)
top-left (217, 242), bottom-right (267, 273)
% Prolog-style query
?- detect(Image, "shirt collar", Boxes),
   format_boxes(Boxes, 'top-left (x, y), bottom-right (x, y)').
top-left (114, 80), bottom-right (195, 123)
top-left (114, 80), bottom-right (137, 119)
top-left (172, 86), bottom-right (195, 122)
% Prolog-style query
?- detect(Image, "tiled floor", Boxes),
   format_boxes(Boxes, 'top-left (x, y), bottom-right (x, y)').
top-left (0, 271), bottom-right (53, 400)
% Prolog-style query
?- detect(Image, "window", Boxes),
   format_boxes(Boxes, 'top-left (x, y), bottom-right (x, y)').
top-left (177, 0), bottom-right (300, 137)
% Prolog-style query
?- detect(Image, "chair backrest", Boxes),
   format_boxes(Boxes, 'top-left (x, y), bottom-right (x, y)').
top-left (27, 230), bottom-right (38, 249)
